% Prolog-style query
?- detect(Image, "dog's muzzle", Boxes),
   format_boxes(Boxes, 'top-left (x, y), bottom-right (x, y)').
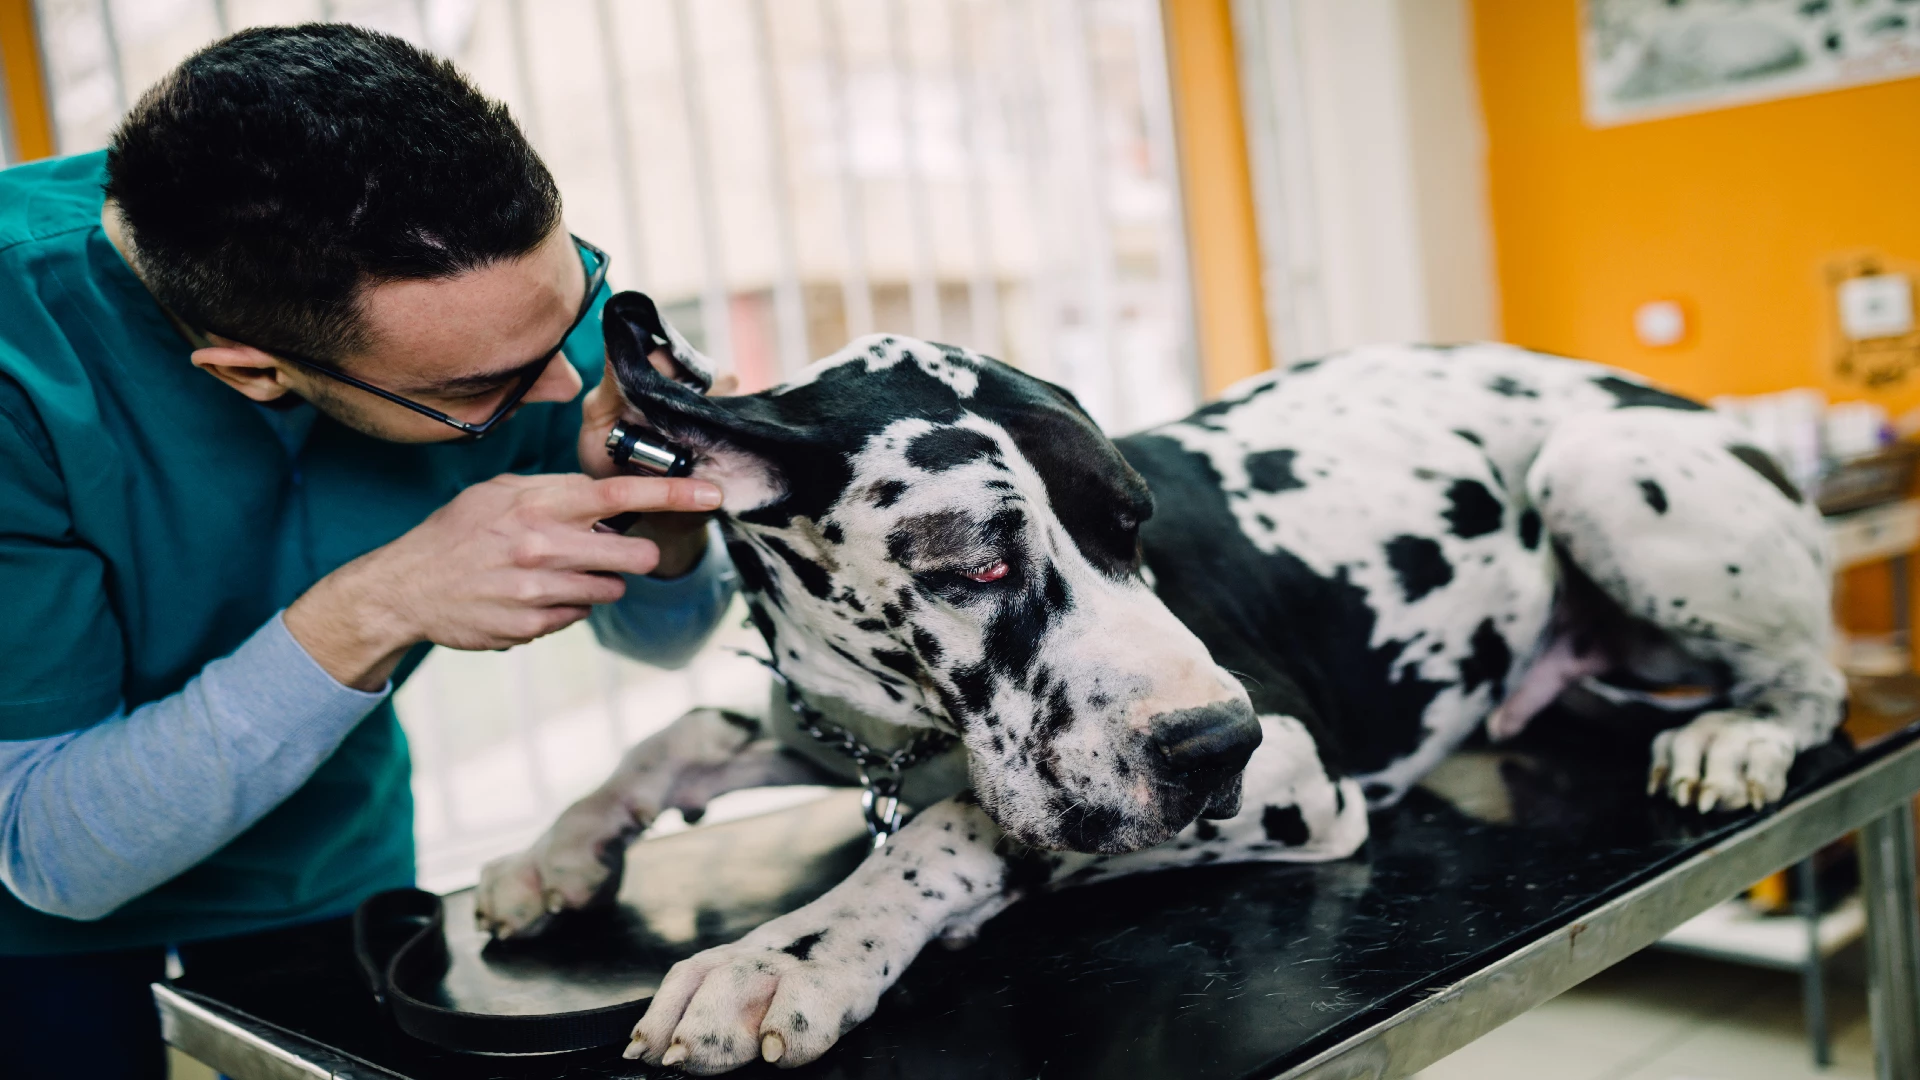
top-left (1149, 701), bottom-right (1262, 819)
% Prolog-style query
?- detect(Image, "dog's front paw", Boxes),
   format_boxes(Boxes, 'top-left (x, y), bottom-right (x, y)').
top-left (1648, 710), bottom-right (1795, 812)
top-left (475, 793), bottom-right (632, 938)
top-left (625, 924), bottom-right (890, 1073)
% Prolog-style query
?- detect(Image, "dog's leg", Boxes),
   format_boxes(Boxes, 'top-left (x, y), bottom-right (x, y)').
top-left (624, 713), bottom-right (1361, 1072)
top-left (476, 707), bottom-right (839, 938)
top-left (625, 793), bottom-right (1017, 1072)
top-left (1528, 408), bottom-right (1844, 811)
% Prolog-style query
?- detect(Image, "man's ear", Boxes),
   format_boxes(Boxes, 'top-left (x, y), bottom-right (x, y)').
top-left (602, 291), bottom-right (797, 515)
top-left (189, 341), bottom-right (297, 403)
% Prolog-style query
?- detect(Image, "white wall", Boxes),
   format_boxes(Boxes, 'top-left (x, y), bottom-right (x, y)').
top-left (1234, 0), bottom-right (1496, 359)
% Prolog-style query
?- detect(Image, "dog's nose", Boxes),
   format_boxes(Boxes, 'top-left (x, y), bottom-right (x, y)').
top-left (1149, 701), bottom-right (1262, 790)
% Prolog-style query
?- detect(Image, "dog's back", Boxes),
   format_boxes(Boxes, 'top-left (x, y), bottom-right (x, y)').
top-left (1120, 344), bottom-right (1838, 807)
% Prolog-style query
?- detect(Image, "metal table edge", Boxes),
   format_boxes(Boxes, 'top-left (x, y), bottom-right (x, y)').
top-left (1272, 734), bottom-right (1920, 1080)
top-left (155, 982), bottom-right (406, 1080)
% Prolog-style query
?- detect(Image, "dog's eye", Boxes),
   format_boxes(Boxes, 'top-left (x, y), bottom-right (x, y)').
top-left (962, 559), bottom-right (1010, 583)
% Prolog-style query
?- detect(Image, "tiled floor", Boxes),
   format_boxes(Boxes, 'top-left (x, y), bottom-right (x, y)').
top-left (1416, 946), bottom-right (1875, 1080)
top-left (166, 945), bottom-right (1875, 1079)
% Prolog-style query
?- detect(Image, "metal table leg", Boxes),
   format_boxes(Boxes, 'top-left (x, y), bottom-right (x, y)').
top-left (1863, 798), bottom-right (1920, 1080)
top-left (1798, 857), bottom-right (1832, 1069)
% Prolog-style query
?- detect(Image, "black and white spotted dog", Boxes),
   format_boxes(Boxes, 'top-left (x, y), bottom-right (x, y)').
top-left (477, 293), bottom-right (1842, 1073)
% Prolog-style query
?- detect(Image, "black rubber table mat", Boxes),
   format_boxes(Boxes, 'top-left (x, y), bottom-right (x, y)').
top-left (171, 716), bottom-right (1917, 1080)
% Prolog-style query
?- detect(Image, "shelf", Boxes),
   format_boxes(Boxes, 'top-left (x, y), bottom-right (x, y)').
top-left (1656, 892), bottom-right (1865, 971)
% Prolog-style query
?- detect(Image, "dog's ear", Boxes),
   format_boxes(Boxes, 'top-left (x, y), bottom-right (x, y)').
top-left (602, 290), bottom-right (717, 392)
top-left (602, 291), bottom-right (823, 516)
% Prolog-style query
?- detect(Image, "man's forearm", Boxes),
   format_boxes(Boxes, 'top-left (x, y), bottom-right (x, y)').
top-left (0, 613), bottom-right (388, 921)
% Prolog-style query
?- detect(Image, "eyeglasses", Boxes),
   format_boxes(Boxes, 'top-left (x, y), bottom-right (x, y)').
top-left (206, 235), bottom-right (609, 440)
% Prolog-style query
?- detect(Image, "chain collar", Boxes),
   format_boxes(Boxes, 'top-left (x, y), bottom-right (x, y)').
top-left (740, 651), bottom-right (957, 846)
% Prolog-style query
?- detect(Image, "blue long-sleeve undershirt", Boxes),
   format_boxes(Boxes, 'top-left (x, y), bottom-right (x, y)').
top-left (0, 534), bottom-right (734, 922)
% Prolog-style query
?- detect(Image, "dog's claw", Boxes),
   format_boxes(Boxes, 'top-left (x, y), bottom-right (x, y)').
top-left (622, 1036), bottom-right (647, 1061)
top-left (1696, 787), bottom-right (1718, 814)
top-left (662, 1042), bottom-right (689, 1067)
top-left (1647, 765), bottom-right (1667, 797)
top-left (1671, 778), bottom-right (1697, 808)
top-left (762, 1031), bottom-right (786, 1063)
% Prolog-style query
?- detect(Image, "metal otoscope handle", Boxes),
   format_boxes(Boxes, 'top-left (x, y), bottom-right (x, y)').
top-left (600, 421), bottom-right (696, 533)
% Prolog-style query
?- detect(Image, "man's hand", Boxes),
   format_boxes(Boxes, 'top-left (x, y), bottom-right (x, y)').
top-left (284, 472), bottom-right (722, 690)
top-left (577, 348), bottom-right (738, 576)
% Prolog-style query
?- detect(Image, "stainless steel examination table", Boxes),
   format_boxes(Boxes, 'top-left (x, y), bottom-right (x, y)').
top-left (155, 713), bottom-right (1920, 1080)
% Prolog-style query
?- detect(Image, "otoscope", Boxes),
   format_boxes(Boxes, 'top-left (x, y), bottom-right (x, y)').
top-left (599, 421), bottom-right (696, 534)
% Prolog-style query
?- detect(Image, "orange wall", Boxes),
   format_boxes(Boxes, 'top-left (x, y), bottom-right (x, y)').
top-left (1, 0), bottom-right (55, 162)
top-left (1471, 0), bottom-right (1920, 412)
top-left (1165, 0), bottom-right (1272, 397)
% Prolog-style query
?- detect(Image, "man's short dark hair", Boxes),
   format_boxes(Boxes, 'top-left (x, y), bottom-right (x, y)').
top-left (105, 24), bottom-right (562, 362)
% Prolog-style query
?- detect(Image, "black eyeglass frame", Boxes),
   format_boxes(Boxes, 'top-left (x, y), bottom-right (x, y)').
top-left (205, 235), bottom-right (610, 440)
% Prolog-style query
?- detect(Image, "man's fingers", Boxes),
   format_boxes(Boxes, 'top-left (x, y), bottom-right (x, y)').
top-left (512, 570), bottom-right (632, 609)
top-left (529, 533), bottom-right (662, 576)
top-left (585, 475), bottom-right (723, 518)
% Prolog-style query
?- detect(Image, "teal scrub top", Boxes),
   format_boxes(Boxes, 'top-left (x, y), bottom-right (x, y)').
top-left (0, 151), bottom-right (611, 954)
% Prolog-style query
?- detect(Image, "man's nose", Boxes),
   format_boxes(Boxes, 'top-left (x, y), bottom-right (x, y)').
top-left (1149, 701), bottom-right (1262, 790)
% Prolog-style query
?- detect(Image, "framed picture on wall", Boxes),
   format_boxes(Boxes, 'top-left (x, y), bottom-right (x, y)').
top-left (1582, 0), bottom-right (1920, 126)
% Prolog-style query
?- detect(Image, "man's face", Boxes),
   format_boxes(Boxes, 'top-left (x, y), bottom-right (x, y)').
top-left (282, 226), bottom-right (589, 442)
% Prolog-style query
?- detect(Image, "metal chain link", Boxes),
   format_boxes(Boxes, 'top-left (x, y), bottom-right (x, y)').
top-left (736, 650), bottom-right (957, 845)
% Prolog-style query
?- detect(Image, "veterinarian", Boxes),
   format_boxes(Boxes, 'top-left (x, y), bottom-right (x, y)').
top-left (0, 25), bottom-right (735, 1079)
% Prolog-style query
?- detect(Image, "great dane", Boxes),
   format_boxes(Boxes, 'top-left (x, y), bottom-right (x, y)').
top-left (477, 293), bottom-right (1842, 1073)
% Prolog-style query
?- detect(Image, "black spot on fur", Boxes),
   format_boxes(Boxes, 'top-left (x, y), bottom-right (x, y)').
top-left (1261, 804), bottom-right (1310, 845)
top-left (1055, 803), bottom-right (1126, 852)
top-left (1727, 444), bottom-right (1803, 504)
top-left (854, 619), bottom-right (887, 633)
top-left (902, 869), bottom-right (917, 882)
top-left (1518, 508), bottom-right (1542, 550)
top-left (745, 599), bottom-right (776, 651)
top-left (790, 1013), bottom-right (810, 1033)
top-left (1452, 428), bottom-right (1482, 446)
top-left (1244, 449), bottom-right (1306, 493)
top-left (1363, 782), bottom-right (1392, 802)
top-left (951, 663), bottom-right (993, 716)
top-left (1443, 479), bottom-right (1502, 538)
top-left (1592, 376), bottom-right (1706, 411)
top-left (728, 539), bottom-right (782, 609)
top-left (1043, 564), bottom-right (1070, 612)
top-left (782, 931), bottom-right (826, 960)
top-left (1458, 618), bottom-right (1512, 700)
top-left (1385, 535), bottom-right (1453, 602)
top-left (1289, 359), bottom-right (1322, 373)
top-left (882, 603), bottom-right (906, 628)
top-left (763, 535), bottom-right (832, 599)
top-left (911, 627), bottom-right (944, 663)
top-left (1487, 375), bottom-right (1539, 399)
top-left (871, 480), bottom-right (908, 508)
top-left (821, 522), bottom-right (844, 544)
top-left (906, 427), bottom-right (1002, 472)
top-left (1193, 818), bottom-right (1219, 841)
top-left (872, 649), bottom-right (920, 681)
top-left (1639, 479), bottom-right (1668, 515)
